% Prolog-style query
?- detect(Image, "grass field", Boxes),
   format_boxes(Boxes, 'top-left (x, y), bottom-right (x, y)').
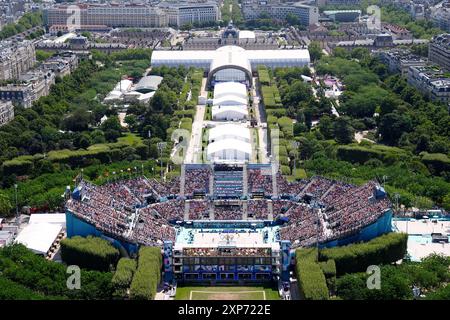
top-left (175, 286), bottom-right (280, 300)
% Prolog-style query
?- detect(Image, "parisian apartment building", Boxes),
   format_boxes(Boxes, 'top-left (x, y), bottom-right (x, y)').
top-left (241, 0), bottom-right (319, 26)
top-left (429, 34), bottom-right (450, 72)
top-left (0, 40), bottom-right (36, 81)
top-left (0, 100), bottom-right (14, 127)
top-left (43, 1), bottom-right (221, 29)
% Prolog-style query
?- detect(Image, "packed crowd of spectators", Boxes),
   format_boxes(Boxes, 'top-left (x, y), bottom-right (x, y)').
top-left (121, 177), bottom-right (154, 203)
top-left (279, 180), bottom-right (391, 248)
top-left (322, 181), bottom-right (388, 239)
top-left (280, 203), bottom-right (321, 246)
top-left (247, 200), bottom-right (270, 219)
top-left (132, 207), bottom-right (176, 245)
top-left (150, 200), bottom-right (185, 221)
top-left (67, 171), bottom-right (391, 249)
top-left (214, 205), bottom-right (243, 220)
top-left (188, 200), bottom-right (210, 220)
top-left (300, 177), bottom-right (335, 198)
top-left (276, 172), bottom-right (308, 196)
top-left (185, 168), bottom-right (211, 195)
top-left (272, 200), bottom-right (294, 218)
top-left (248, 168), bottom-right (273, 195)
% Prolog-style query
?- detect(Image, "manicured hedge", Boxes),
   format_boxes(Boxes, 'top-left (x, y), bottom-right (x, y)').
top-left (180, 118), bottom-right (193, 132)
top-left (129, 247), bottom-right (162, 300)
top-left (261, 85), bottom-right (282, 108)
top-left (296, 248), bottom-right (329, 300)
top-left (112, 258), bottom-right (137, 299)
top-left (61, 236), bottom-right (120, 271)
top-left (2, 134), bottom-right (147, 175)
top-left (421, 152), bottom-right (450, 175)
top-left (257, 66), bottom-right (271, 85)
top-left (319, 233), bottom-right (408, 276)
top-left (319, 259), bottom-right (336, 294)
top-left (336, 144), bottom-right (407, 165)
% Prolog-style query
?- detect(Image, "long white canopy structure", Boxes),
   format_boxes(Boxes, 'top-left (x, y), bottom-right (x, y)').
top-left (212, 105), bottom-right (248, 121)
top-left (208, 123), bottom-right (251, 143)
top-left (213, 82), bottom-right (247, 100)
top-left (213, 94), bottom-right (248, 106)
top-left (152, 46), bottom-right (311, 87)
top-left (207, 138), bottom-right (252, 163)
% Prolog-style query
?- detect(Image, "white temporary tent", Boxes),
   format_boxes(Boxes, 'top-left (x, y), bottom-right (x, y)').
top-left (15, 223), bottom-right (62, 255)
top-left (213, 82), bottom-right (247, 100)
top-left (207, 138), bottom-right (252, 163)
top-left (208, 124), bottom-right (250, 143)
top-left (212, 105), bottom-right (248, 121)
top-left (29, 213), bottom-right (66, 226)
top-left (213, 94), bottom-right (247, 106)
top-left (15, 213), bottom-right (65, 255)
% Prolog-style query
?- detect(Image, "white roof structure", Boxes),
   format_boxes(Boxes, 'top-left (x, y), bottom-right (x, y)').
top-left (137, 91), bottom-right (155, 104)
top-left (213, 94), bottom-right (247, 106)
top-left (15, 223), bottom-right (62, 255)
top-left (29, 213), bottom-right (66, 226)
top-left (134, 75), bottom-right (163, 93)
top-left (207, 138), bottom-right (252, 163)
top-left (212, 105), bottom-right (248, 121)
top-left (123, 91), bottom-right (155, 104)
top-left (209, 123), bottom-right (250, 143)
top-left (152, 46), bottom-right (310, 74)
top-left (113, 79), bottom-right (133, 93)
top-left (104, 90), bottom-right (123, 102)
top-left (104, 79), bottom-right (133, 103)
top-left (213, 82), bottom-right (247, 100)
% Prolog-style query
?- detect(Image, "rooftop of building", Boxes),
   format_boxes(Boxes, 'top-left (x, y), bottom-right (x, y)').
top-left (431, 33), bottom-right (450, 49)
top-left (323, 10), bottom-right (362, 14)
top-left (381, 48), bottom-right (428, 62)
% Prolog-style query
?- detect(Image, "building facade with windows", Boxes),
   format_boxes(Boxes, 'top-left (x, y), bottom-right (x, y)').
top-left (407, 65), bottom-right (450, 104)
top-left (0, 40), bottom-right (36, 81)
top-left (241, 1), bottom-right (319, 26)
top-left (157, 1), bottom-right (220, 27)
top-left (0, 100), bottom-right (14, 127)
top-left (43, 3), bottom-right (168, 28)
top-left (429, 34), bottom-right (450, 72)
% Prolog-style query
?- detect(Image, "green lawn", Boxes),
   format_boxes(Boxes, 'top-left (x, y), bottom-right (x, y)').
top-left (175, 286), bottom-right (280, 300)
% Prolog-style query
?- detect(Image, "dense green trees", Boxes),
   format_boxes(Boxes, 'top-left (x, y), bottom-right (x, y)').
top-left (336, 254), bottom-right (450, 300)
top-left (333, 117), bottom-right (354, 144)
top-left (0, 11), bottom-right (43, 40)
top-left (308, 42), bottom-right (323, 62)
top-left (0, 191), bottom-right (13, 216)
top-left (0, 50), bottom-right (156, 188)
top-left (308, 48), bottom-right (450, 208)
top-left (0, 244), bottom-right (113, 299)
top-left (61, 236), bottom-right (120, 271)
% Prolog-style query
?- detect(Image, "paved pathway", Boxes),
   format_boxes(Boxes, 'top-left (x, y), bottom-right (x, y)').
top-left (252, 77), bottom-right (269, 163)
top-left (184, 77), bottom-right (207, 163)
